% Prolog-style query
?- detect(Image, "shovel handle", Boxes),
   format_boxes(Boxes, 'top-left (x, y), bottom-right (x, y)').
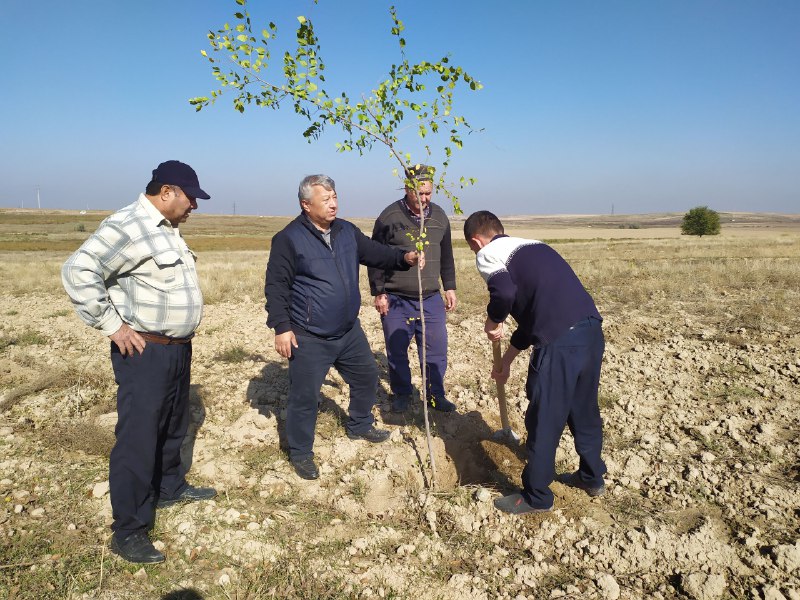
top-left (492, 340), bottom-right (511, 431)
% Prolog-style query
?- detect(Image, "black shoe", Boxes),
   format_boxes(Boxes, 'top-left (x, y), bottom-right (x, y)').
top-left (428, 396), bottom-right (456, 413)
top-left (493, 492), bottom-right (553, 515)
top-left (391, 394), bottom-right (412, 413)
top-left (291, 456), bottom-right (320, 480)
top-left (555, 471), bottom-right (605, 497)
top-left (157, 485), bottom-right (218, 508)
top-left (346, 426), bottom-right (391, 443)
top-left (110, 531), bottom-right (165, 564)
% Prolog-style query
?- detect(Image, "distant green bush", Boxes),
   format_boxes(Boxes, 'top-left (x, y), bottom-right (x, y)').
top-left (681, 206), bottom-right (720, 237)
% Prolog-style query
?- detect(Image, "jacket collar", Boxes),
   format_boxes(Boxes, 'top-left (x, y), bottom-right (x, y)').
top-left (297, 212), bottom-right (340, 237)
top-left (399, 198), bottom-right (432, 224)
top-left (137, 193), bottom-right (173, 230)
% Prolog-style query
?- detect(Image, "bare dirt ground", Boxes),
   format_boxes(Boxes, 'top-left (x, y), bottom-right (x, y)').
top-left (0, 211), bottom-right (798, 599)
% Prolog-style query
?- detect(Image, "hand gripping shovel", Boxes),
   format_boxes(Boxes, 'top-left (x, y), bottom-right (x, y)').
top-left (491, 340), bottom-right (521, 443)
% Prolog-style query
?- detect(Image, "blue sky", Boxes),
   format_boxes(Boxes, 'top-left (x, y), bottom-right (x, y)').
top-left (1, 0), bottom-right (798, 218)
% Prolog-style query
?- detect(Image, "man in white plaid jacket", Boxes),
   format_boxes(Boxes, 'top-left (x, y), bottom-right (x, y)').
top-left (62, 160), bottom-right (217, 563)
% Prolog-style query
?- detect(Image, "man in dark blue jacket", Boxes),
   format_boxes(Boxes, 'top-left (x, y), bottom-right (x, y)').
top-left (464, 210), bottom-right (606, 514)
top-left (265, 174), bottom-right (422, 480)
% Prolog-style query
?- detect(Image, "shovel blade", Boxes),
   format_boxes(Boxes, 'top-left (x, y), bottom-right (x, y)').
top-left (492, 427), bottom-right (521, 444)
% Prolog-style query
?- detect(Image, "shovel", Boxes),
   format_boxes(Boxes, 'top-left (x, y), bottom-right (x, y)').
top-left (491, 339), bottom-right (521, 443)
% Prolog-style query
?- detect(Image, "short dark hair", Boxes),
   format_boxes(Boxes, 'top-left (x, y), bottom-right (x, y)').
top-left (464, 211), bottom-right (504, 240)
top-left (145, 180), bottom-right (165, 195)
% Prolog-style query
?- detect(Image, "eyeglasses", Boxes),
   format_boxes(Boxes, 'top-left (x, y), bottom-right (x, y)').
top-left (167, 185), bottom-right (196, 203)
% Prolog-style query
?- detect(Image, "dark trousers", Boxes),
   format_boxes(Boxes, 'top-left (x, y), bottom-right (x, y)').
top-left (287, 321), bottom-right (378, 461)
top-left (522, 318), bottom-right (606, 508)
top-left (109, 342), bottom-right (191, 537)
top-left (380, 293), bottom-right (448, 398)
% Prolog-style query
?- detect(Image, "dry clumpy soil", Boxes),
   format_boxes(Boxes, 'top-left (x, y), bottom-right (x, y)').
top-left (1, 292), bottom-right (799, 600)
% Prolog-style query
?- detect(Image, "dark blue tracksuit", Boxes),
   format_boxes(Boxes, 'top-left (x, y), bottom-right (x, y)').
top-left (476, 235), bottom-right (606, 509)
top-left (265, 213), bottom-right (411, 460)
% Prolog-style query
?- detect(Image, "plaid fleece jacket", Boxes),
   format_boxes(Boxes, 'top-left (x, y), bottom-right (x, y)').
top-left (62, 194), bottom-right (203, 338)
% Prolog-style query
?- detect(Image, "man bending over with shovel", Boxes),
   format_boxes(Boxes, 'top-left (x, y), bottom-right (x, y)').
top-left (464, 211), bottom-right (606, 514)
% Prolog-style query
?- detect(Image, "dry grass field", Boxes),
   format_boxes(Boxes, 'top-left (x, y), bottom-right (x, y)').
top-left (0, 208), bottom-right (798, 599)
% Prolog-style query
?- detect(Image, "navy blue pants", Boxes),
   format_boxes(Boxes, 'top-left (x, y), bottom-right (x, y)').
top-left (109, 342), bottom-right (191, 537)
top-left (380, 293), bottom-right (448, 399)
top-left (287, 321), bottom-right (378, 461)
top-left (522, 318), bottom-right (606, 509)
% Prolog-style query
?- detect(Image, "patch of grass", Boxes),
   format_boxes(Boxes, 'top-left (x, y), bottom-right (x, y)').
top-left (687, 428), bottom-right (726, 454)
top-left (0, 372), bottom-right (63, 412)
top-left (0, 210), bottom-right (110, 226)
top-left (725, 384), bottom-right (761, 400)
top-left (452, 257), bottom-right (489, 311)
top-left (349, 477), bottom-right (368, 503)
top-left (316, 407), bottom-right (345, 440)
top-left (6, 309), bottom-right (19, 316)
top-left (0, 240), bottom-right (89, 251)
top-left (183, 236), bottom-right (270, 252)
top-left (241, 444), bottom-right (286, 471)
top-left (0, 523), bottom-right (110, 599)
top-left (47, 309), bottom-right (71, 318)
top-left (221, 548), bottom-right (362, 600)
top-left (0, 261), bottom-right (65, 295)
top-left (684, 482), bottom-right (716, 505)
top-left (605, 489), bottom-right (660, 525)
top-left (17, 329), bottom-right (49, 346)
top-left (0, 328), bottom-right (49, 350)
top-left (214, 345), bottom-right (250, 363)
top-left (598, 390), bottom-right (618, 410)
top-left (711, 331), bottom-right (748, 348)
top-left (198, 252), bottom-right (266, 305)
top-left (0, 367), bottom-right (114, 413)
top-left (40, 422), bottom-right (116, 457)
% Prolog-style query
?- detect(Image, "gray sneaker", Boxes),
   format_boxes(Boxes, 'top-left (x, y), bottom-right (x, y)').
top-left (494, 492), bottom-right (553, 515)
top-left (555, 471), bottom-right (605, 497)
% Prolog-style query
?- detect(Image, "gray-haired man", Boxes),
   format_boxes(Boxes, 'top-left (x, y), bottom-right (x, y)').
top-left (265, 174), bottom-right (423, 480)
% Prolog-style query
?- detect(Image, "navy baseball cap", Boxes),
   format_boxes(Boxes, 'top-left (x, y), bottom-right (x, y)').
top-left (151, 160), bottom-right (211, 199)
